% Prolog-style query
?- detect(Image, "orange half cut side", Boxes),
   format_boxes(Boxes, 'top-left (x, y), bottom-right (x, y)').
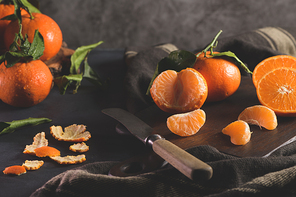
top-left (256, 67), bottom-right (296, 116)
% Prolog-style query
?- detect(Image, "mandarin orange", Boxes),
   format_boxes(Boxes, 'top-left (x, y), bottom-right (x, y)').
top-left (150, 68), bottom-right (208, 113)
top-left (4, 12), bottom-right (63, 61)
top-left (167, 109), bottom-right (206, 137)
top-left (0, 60), bottom-right (53, 107)
top-left (222, 120), bottom-right (251, 145)
top-left (238, 105), bottom-right (277, 130)
top-left (193, 51), bottom-right (241, 102)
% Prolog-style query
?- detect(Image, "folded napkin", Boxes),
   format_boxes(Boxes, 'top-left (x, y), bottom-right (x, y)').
top-left (31, 27), bottom-right (296, 197)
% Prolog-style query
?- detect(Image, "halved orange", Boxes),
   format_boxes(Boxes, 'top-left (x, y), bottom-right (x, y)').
top-left (167, 108), bottom-right (206, 137)
top-left (252, 55), bottom-right (296, 87)
top-left (238, 105), bottom-right (277, 130)
top-left (150, 68), bottom-right (208, 113)
top-left (256, 67), bottom-right (296, 116)
top-left (222, 120), bottom-right (251, 145)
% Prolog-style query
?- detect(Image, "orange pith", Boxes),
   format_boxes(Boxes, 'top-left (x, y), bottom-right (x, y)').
top-left (256, 67), bottom-right (296, 116)
top-left (4, 12), bottom-right (63, 61)
top-left (193, 51), bottom-right (241, 102)
top-left (150, 68), bottom-right (208, 113)
top-left (167, 109), bottom-right (206, 137)
top-left (238, 105), bottom-right (277, 130)
top-left (252, 55), bottom-right (296, 87)
top-left (222, 120), bottom-right (251, 145)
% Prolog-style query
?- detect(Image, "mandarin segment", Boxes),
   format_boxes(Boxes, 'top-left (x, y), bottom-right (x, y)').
top-left (167, 109), bottom-right (206, 137)
top-left (252, 55), bottom-right (296, 87)
top-left (238, 105), bottom-right (277, 130)
top-left (150, 68), bottom-right (208, 113)
top-left (3, 165), bottom-right (26, 175)
top-left (222, 120), bottom-right (251, 145)
top-left (256, 68), bottom-right (296, 116)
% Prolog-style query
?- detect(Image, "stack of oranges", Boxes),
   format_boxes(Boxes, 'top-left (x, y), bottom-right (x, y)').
top-left (0, 2), bottom-right (63, 107)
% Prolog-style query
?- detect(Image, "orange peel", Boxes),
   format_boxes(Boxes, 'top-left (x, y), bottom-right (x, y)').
top-left (50, 154), bottom-right (86, 164)
top-left (34, 146), bottom-right (60, 157)
top-left (22, 160), bottom-right (44, 170)
top-left (69, 142), bottom-right (89, 153)
top-left (23, 132), bottom-right (48, 155)
top-left (50, 124), bottom-right (91, 142)
top-left (3, 165), bottom-right (26, 175)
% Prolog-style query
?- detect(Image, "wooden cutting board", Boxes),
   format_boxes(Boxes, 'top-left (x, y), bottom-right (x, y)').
top-left (133, 75), bottom-right (296, 158)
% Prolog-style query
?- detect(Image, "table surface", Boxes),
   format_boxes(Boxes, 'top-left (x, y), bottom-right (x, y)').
top-left (0, 49), bottom-right (147, 197)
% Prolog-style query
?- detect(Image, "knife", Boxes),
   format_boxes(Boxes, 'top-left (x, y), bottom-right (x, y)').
top-left (102, 108), bottom-right (213, 181)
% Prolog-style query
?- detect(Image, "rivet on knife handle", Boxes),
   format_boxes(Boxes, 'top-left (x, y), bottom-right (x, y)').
top-left (148, 134), bottom-right (213, 181)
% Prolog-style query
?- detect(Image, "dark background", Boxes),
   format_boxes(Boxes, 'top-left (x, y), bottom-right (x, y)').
top-left (38, 0), bottom-right (296, 51)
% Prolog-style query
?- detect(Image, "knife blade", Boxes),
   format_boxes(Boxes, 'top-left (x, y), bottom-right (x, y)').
top-left (102, 108), bottom-right (213, 181)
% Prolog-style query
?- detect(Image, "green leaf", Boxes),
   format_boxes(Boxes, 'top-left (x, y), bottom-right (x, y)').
top-left (19, 0), bottom-right (41, 14)
top-left (54, 74), bottom-right (83, 95)
top-left (70, 41), bottom-right (104, 74)
top-left (146, 50), bottom-right (196, 95)
top-left (27, 29), bottom-right (44, 60)
top-left (0, 14), bottom-right (18, 21)
top-left (197, 30), bottom-right (252, 74)
top-left (83, 57), bottom-right (106, 88)
top-left (0, 117), bottom-right (52, 135)
top-left (209, 51), bottom-right (253, 74)
top-left (4, 51), bottom-right (26, 68)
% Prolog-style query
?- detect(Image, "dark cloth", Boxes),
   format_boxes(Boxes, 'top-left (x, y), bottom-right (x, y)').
top-left (31, 27), bottom-right (296, 197)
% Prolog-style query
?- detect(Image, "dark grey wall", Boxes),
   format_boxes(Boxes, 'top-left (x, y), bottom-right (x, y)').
top-left (39, 0), bottom-right (296, 50)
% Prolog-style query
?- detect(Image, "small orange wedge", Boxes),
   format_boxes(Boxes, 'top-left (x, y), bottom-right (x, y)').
top-left (167, 108), bottom-right (206, 137)
top-left (222, 120), bottom-right (251, 145)
top-left (238, 105), bottom-right (277, 130)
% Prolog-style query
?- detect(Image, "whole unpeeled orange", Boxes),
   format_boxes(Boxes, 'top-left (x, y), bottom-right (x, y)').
top-left (0, 60), bottom-right (53, 107)
top-left (4, 12), bottom-right (63, 61)
top-left (193, 52), bottom-right (241, 102)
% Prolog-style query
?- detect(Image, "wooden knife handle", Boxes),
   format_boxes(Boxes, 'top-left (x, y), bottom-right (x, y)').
top-left (152, 138), bottom-right (213, 181)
